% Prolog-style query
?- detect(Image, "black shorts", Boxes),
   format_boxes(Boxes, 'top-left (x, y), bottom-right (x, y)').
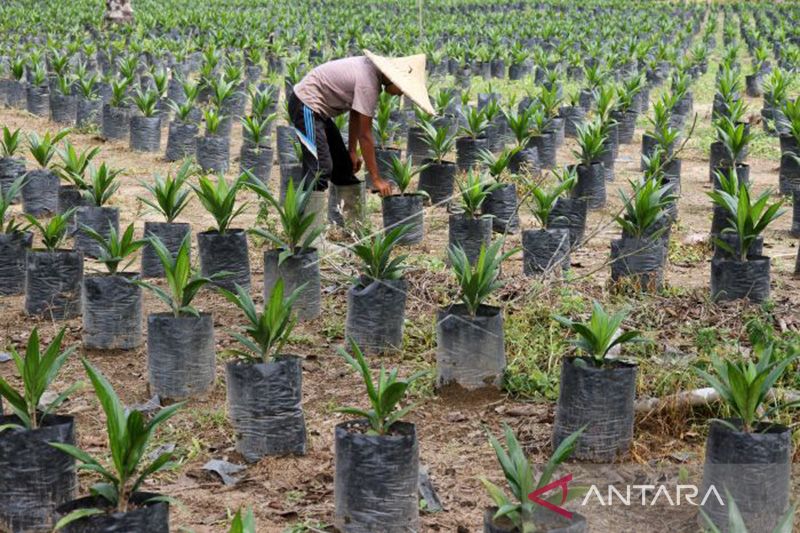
top-left (288, 93), bottom-right (360, 191)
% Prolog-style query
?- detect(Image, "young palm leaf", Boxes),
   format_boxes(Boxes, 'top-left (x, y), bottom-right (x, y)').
top-left (83, 163), bottom-right (122, 207)
top-left (336, 338), bottom-right (427, 435)
top-left (192, 173), bottom-right (247, 235)
top-left (132, 88), bottom-right (159, 118)
top-left (553, 301), bottom-right (643, 365)
top-left (248, 178), bottom-right (321, 263)
top-left (51, 359), bottom-right (183, 525)
top-left (571, 120), bottom-right (606, 166)
top-left (457, 170), bottom-right (501, 218)
top-left (25, 209), bottom-right (76, 251)
top-left (0, 328), bottom-right (78, 431)
top-left (134, 234), bottom-right (224, 317)
top-left (138, 161), bottom-right (193, 223)
top-left (526, 171), bottom-right (577, 227)
top-left (218, 279), bottom-right (305, 364)
top-left (419, 122), bottom-right (456, 164)
top-left (614, 177), bottom-right (676, 239)
top-left (79, 223), bottom-right (145, 275)
top-left (694, 344), bottom-right (799, 433)
top-left (707, 183), bottom-right (784, 262)
top-left (459, 106), bottom-right (489, 139)
top-left (0, 127), bottom-right (22, 157)
top-left (479, 147), bottom-right (520, 182)
top-left (55, 140), bottom-right (100, 188)
top-left (385, 155), bottom-right (425, 194)
top-left (702, 490), bottom-right (795, 533)
top-left (447, 240), bottom-right (518, 316)
top-left (0, 175), bottom-right (29, 234)
top-left (28, 129), bottom-right (71, 169)
top-left (479, 424), bottom-right (585, 533)
top-left (351, 225), bottom-right (411, 282)
top-left (229, 508), bottom-right (257, 533)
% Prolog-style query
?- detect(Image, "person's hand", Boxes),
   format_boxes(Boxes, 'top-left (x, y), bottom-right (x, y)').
top-left (349, 151), bottom-right (362, 174)
top-left (371, 177), bottom-right (394, 197)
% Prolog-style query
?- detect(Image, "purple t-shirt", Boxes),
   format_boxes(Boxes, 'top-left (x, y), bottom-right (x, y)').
top-left (293, 56), bottom-right (381, 118)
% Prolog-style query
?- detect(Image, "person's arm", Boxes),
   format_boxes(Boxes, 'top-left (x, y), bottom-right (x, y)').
top-left (348, 110), bottom-right (362, 173)
top-left (353, 111), bottom-right (392, 196)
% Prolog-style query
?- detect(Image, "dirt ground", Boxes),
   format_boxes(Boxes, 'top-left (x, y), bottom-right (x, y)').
top-left (1, 71), bottom-right (799, 531)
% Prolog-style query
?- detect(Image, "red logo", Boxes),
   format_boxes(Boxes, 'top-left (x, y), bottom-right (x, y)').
top-left (528, 474), bottom-right (573, 519)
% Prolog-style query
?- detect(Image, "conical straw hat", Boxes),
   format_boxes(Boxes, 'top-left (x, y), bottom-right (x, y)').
top-left (364, 50), bottom-right (435, 115)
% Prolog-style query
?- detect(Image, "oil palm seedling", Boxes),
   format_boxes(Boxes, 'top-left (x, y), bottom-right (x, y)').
top-left (449, 170), bottom-right (500, 265)
top-left (248, 84), bottom-right (277, 122)
top-left (417, 121), bottom-right (457, 205)
top-left (713, 65), bottom-right (742, 120)
top-left (526, 105), bottom-right (557, 170)
top-left (539, 165), bottom-right (586, 246)
top-left (761, 68), bottom-right (791, 135)
top-left (504, 106), bottom-right (538, 175)
top-left (745, 46), bottom-right (770, 98)
top-left (239, 114), bottom-right (275, 185)
top-left (406, 107), bottom-right (433, 161)
top-left (437, 240), bottom-right (517, 390)
top-left (75, 163), bottom-right (122, 259)
top-left (0, 127), bottom-right (25, 201)
top-left (4, 57), bottom-right (27, 109)
top-left (26, 61), bottom-right (50, 117)
top-left (520, 170), bottom-right (576, 277)
top-left (609, 176), bottom-right (676, 291)
top-left (55, 141), bottom-right (99, 218)
top-left (613, 74), bottom-right (644, 144)
top-left (778, 98), bottom-right (800, 195)
top-left (249, 178), bottom-right (322, 321)
top-left (50, 73), bottom-right (78, 125)
top-left (130, 88), bottom-right (161, 152)
top-left (192, 173), bottom-right (250, 290)
top-left (197, 106), bottom-right (230, 173)
top-left (707, 182), bottom-right (784, 302)
top-left (480, 146), bottom-right (522, 234)
top-left (552, 301), bottom-right (644, 461)
top-left (713, 117), bottom-right (753, 186)
top-left (456, 106), bottom-right (489, 172)
top-left (561, 89), bottom-right (586, 139)
top-left (102, 76), bottom-right (131, 140)
top-left (346, 224), bottom-right (411, 354)
top-left (24, 208), bottom-right (83, 319)
top-left (138, 161), bottom-right (194, 278)
top-left (334, 339), bottom-right (425, 531)
top-left (220, 279), bottom-right (307, 461)
top-left (696, 344), bottom-right (799, 533)
top-left (165, 96), bottom-right (200, 161)
top-left (382, 156), bottom-right (426, 245)
top-left (594, 84), bottom-right (618, 181)
top-left (0, 328), bottom-right (78, 531)
top-left (134, 234), bottom-right (223, 400)
top-left (481, 425), bottom-right (587, 533)
top-left (0, 175), bottom-right (32, 295)
top-left (52, 359), bottom-right (182, 531)
top-left (368, 91), bottom-right (401, 189)
top-left (570, 119), bottom-right (606, 209)
top-left (80, 223), bottom-right (145, 350)
top-left (23, 129), bottom-right (70, 216)
top-left (641, 100), bottom-right (676, 169)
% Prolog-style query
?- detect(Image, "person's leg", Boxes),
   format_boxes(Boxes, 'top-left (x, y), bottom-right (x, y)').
top-left (288, 94), bottom-right (332, 191)
top-left (323, 118), bottom-right (361, 186)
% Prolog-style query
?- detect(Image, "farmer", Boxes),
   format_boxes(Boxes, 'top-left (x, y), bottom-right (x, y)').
top-left (290, 50), bottom-right (435, 197)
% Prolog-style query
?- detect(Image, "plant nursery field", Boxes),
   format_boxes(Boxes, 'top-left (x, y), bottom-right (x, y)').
top-left (0, 0), bottom-right (799, 532)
